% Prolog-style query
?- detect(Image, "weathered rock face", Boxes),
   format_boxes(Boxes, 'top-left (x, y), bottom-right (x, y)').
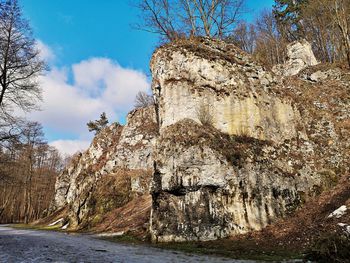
top-left (273, 39), bottom-right (318, 76)
top-left (50, 37), bottom-right (349, 244)
top-left (149, 38), bottom-right (349, 242)
top-left (150, 120), bottom-right (321, 242)
top-left (151, 38), bottom-right (301, 142)
top-left (50, 106), bottom-right (158, 231)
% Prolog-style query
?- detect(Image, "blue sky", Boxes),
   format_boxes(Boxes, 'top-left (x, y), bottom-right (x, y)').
top-left (21, 0), bottom-right (274, 155)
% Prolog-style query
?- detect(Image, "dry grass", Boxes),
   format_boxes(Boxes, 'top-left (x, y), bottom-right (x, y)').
top-left (77, 169), bottom-right (152, 238)
top-left (159, 118), bottom-right (271, 167)
top-left (93, 195), bottom-right (152, 239)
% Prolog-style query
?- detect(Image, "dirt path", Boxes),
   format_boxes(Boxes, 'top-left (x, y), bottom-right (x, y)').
top-left (0, 225), bottom-right (254, 263)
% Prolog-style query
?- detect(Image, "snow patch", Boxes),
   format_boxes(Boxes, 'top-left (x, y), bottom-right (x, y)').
top-left (62, 223), bottom-right (69, 230)
top-left (337, 223), bottom-right (350, 235)
top-left (96, 231), bottom-right (125, 237)
top-left (48, 218), bottom-right (63, 226)
top-left (328, 205), bottom-right (347, 218)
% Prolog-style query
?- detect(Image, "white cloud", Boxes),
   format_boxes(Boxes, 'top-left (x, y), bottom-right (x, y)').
top-left (50, 140), bottom-right (91, 156)
top-left (32, 67), bottom-right (115, 136)
top-left (29, 44), bottom-right (151, 156)
top-left (35, 40), bottom-right (55, 62)
top-left (72, 58), bottom-right (150, 108)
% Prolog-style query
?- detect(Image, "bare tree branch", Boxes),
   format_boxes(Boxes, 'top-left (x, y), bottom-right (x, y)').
top-left (134, 0), bottom-right (246, 41)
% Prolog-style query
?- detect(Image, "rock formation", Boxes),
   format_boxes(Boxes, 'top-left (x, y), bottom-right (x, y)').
top-left (149, 38), bottom-right (349, 242)
top-left (151, 38), bottom-right (300, 142)
top-left (50, 106), bottom-right (158, 233)
top-left (273, 39), bottom-right (318, 76)
top-left (49, 37), bottom-right (349, 244)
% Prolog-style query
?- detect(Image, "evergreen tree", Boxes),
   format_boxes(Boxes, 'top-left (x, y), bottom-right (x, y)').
top-left (87, 112), bottom-right (109, 135)
top-left (273, 0), bottom-right (308, 41)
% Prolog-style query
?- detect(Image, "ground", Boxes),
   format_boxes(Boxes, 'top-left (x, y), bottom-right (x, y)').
top-left (0, 225), bottom-right (249, 263)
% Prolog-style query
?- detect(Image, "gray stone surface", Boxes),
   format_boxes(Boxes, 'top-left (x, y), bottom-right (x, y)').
top-left (151, 38), bottom-right (299, 142)
top-left (0, 226), bottom-right (244, 263)
top-left (50, 106), bottom-right (158, 228)
top-left (150, 119), bottom-right (321, 242)
top-left (273, 39), bottom-right (318, 76)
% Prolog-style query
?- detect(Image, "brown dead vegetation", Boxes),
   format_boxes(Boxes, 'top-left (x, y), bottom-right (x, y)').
top-left (77, 169), bottom-right (152, 237)
top-left (158, 118), bottom-right (272, 168)
top-left (228, 174), bottom-right (350, 253)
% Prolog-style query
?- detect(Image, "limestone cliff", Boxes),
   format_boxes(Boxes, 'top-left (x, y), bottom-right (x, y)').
top-left (149, 38), bottom-right (349, 242)
top-left (49, 38), bottom-right (349, 244)
top-left (50, 106), bottom-right (158, 233)
top-left (151, 38), bottom-right (301, 142)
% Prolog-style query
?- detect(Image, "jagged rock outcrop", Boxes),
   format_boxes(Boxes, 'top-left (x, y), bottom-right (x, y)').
top-left (149, 38), bottom-right (349, 242)
top-left (50, 106), bottom-right (158, 232)
top-left (150, 120), bottom-right (322, 242)
top-left (151, 38), bottom-right (301, 142)
top-left (49, 37), bottom-right (349, 244)
top-left (273, 39), bottom-right (318, 76)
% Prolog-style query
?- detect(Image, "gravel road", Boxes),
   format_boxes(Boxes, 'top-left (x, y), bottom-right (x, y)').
top-left (0, 225), bottom-right (254, 263)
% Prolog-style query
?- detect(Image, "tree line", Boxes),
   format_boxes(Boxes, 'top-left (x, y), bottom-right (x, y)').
top-left (0, 122), bottom-right (64, 223)
top-left (136, 0), bottom-right (350, 67)
top-left (230, 0), bottom-right (350, 68)
top-left (0, 0), bottom-right (64, 223)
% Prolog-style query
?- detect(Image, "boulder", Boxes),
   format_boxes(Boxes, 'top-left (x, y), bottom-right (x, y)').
top-left (273, 39), bottom-right (318, 76)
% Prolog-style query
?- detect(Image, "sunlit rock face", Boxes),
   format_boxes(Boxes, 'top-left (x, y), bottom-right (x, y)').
top-left (273, 39), bottom-right (318, 76)
top-left (151, 38), bottom-right (302, 143)
top-left (51, 37), bottom-right (349, 243)
top-left (149, 38), bottom-right (349, 242)
top-left (50, 106), bottom-right (158, 229)
top-left (149, 119), bottom-right (321, 242)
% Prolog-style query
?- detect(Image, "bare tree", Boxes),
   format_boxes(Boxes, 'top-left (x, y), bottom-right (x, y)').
top-left (20, 122), bottom-right (45, 223)
top-left (332, 0), bottom-right (350, 67)
top-left (254, 10), bottom-right (287, 67)
top-left (0, 122), bottom-right (63, 223)
top-left (0, 0), bottom-right (45, 114)
top-left (228, 21), bottom-right (256, 53)
top-left (0, 112), bottom-right (22, 143)
top-left (135, 0), bottom-right (245, 41)
top-left (134, 91), bottom-right (154, 109)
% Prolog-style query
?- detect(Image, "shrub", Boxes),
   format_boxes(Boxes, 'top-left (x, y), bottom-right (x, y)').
top-left (196, 103), bottom-right (214, 126)
top-left (87, 112), bottom-right (109, 135)
top-left (305, 233), bottom-right (350, 262)
top-left (134, 91), bottom-right (154, 109)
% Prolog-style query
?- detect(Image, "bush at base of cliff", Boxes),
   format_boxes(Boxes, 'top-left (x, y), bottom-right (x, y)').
top-left (304, 233), bottom-right (350, 263)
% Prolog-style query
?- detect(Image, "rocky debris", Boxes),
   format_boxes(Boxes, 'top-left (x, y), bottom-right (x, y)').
top-left (298, 66), bottom-right (344, 83)
top-left (309, 70), bottom-right (328, 82)
top-left (151, 37), bottom-right (301, 143)
top-left (310, 69), bottom-right (344, 83)
top-left (49, 106), bottom-right (158, 232)
top-left (273, 40), bottom-right (318, 76)
top-left (329, 205), bottom-right (348, 219)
